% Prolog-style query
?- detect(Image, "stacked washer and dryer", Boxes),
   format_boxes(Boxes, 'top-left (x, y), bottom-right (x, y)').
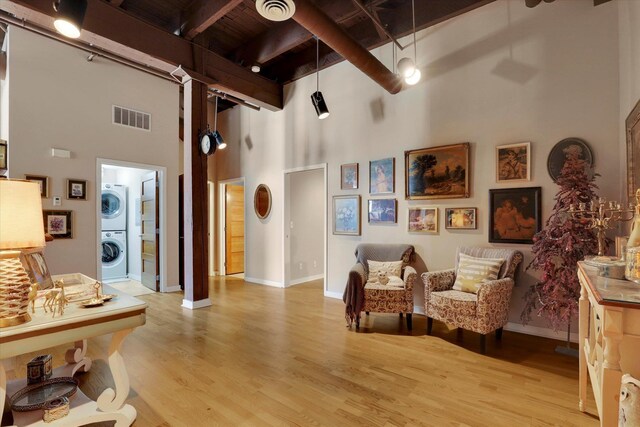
top-left (101, 183), bottom-right (128, 282)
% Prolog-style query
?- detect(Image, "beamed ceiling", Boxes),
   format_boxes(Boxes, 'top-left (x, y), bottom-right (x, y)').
top-left (3, 0), bottom-right (612, 111)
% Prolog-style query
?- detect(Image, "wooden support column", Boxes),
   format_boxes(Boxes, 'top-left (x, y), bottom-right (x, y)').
top-left (182, 78), bottom-right (211, 309)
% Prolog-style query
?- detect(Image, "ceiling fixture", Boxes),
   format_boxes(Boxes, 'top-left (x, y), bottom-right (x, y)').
top-left (310, 38), bottom-right (329, 120)
top-left (397, 0), bottom-right (421, 85)
top-left (53, 0), bottom-right (88, 39)
top-left (256, 0), bottom-right (296, 22)
top-left (525, 0), bottom-right (555, 7)
top-left (251, 65), bottom-right (261, 73)
top-left (212, 96), bottom-right (227, 150)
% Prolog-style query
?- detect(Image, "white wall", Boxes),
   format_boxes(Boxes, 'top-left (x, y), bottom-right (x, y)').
top-left (213, 0), bottom-right (621, 334)
top-left (6, 26), bottom-right (180, 286)
top-left (286, 168), bottom-right (324, 284)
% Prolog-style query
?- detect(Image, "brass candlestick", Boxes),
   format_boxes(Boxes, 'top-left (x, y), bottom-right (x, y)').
top-left (568, 198), bottom-right (635, 257)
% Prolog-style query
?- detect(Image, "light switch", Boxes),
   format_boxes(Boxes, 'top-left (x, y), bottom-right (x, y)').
top-left (53, 196), bottom-right (61, 206)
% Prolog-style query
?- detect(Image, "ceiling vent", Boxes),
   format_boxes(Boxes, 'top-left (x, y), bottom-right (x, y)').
top-left (113, 105), bottom-right (151, 131)
top-left (256, 0), bottom-right (295, 21)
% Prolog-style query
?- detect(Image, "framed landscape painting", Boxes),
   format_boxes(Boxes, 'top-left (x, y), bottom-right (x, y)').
top-left (369, 158), bottom-right (395, 195)
top-left (368, 198), bottom-right (397, 224)
top-left (445, 207), bottom-right (477, 229)
top-left (340, 163), bottom-right (359, 190)
top-left (489, 187), bottom-right (541, 244)
top-left (408, 207), bottom-right (438, 233)
top-left (626, 98), bottom-right (640, 202)
top-left (496, 142), bottom-right (530, 182)
top-left (333, 195), bottom-right (361, 235)
top-left (405, 143), bottom-right (470, 200)
top-left (43, 210), bottom-right (73, 239)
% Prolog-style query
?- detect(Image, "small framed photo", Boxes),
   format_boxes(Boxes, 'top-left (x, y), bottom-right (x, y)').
top-left (340, 163), bottom-right (359, 190)
top-left (67, 179), bottom-right (87, 200)
top-left (370, 157), bottom-right (395, 195)
top-left (19, 248), bottom-right (53, 290)
top-left (43, 210), bottom-right (73, 239)
top-left (368, 198), bottom-right (397, 224)
top-left (333, 195), bottom-right (361, 235)
top-left (408, 207), bottom-right (438, 233)
top-left (445, 207), bottom-right (477, 229)
top-left (489, 187), bottom-right (542, 244)
top-left (0, 139), bottom-right (7, 173)
top-left (496, 142), bottom-right (530, 182)
top-left (25, 174), bottom-right (49, 198)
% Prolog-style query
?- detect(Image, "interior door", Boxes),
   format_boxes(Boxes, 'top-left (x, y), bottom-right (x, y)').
top-left (141, 171), bottom-right (159, 291)
top-left (225, 184), bottom-right (244, 275)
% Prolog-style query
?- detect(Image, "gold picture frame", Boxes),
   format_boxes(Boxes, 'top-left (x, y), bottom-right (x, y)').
top-left (626, 98), bottom-right (640, 203)
top-left (25, 174), bottom-right (49, 198)
top-left (496, 142), bottom-right (530, 183)
top-left (408, 207), bottom-right (438, 233)
top-left (405, 143), bottom-right (470, 200)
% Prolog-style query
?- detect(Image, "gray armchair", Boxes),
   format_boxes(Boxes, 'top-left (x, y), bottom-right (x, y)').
top-left (421, 247), bottom-right (523, 353)
top-left (343, 244), bottom-right (417, 330)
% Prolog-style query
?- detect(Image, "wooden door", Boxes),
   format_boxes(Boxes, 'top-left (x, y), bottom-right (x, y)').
top-left (225, 184), bottom-right (244, 275)
top-left (141, 171), bottom-right (159, 291)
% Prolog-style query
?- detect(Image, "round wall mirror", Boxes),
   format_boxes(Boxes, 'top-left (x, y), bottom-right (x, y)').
top-left (254, 184), bottom-right (272, 219)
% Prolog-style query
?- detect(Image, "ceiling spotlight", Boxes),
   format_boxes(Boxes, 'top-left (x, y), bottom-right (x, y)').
top-left (251, 65), bottom-right (261, 73)
top-left (400, 0), bottom-right (421, 86)
top-left (397, 57), bottom-right (416, 78)
top-left (404, 69), bottom-right (421, 86)
top-left (311, 38), bottom-right (329, 120)
top-left (213, 96), bottom-right (226, 150)
top-left (53, 0), bottom-right (88, 39)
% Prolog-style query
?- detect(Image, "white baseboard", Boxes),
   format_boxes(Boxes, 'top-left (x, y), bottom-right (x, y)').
top-left (181, 298), bottom-right (212, 310)
top-left (128, 274), bottom-right (141, 282)
top-left (163, 285), bottom-right (182, 293)
top-left (504, 322), bottom-right (578, 343)
top-left (324, 291), bottom-right (343, 299)
top-left (244, 277), bottom-right (284, 288)
top-left (287, 274), bottom-right (324, 287)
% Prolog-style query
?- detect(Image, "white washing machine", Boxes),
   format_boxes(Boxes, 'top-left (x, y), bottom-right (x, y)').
top-left (101, 231), bottom-right (127, 282)
top-left (101, 183), bottom-right (127, 231)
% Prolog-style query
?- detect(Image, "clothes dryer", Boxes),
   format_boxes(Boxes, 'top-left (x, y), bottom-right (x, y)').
top-left (101, 183), bottom-right (127, 231)
top-left (101, 231), bottom-right (127, 282)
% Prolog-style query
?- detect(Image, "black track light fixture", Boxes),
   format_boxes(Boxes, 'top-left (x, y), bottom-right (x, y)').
top-left (53, 0), bottom-right (88, 39)
top-left (310, 37), bottom-right (329, 120)
top-left (213, 96), bottom-right (226, 150)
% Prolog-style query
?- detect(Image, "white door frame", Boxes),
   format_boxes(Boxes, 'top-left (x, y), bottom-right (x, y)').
top-left (96, 158), bottom-right (171, 292)
top-left (218, 177), bottom-right (245, 276)
top-left (282, 163), bottom-right (328, 292)
top-left (208, 180), bottom-right (215, 277)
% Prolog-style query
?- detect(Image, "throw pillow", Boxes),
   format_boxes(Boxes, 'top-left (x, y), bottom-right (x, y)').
top-left (368, 260), bottom-right (403, 281)
top-left (453, 253), bottom-right (505, 294)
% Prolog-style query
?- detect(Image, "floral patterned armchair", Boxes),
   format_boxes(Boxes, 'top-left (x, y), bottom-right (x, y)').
top-left (344, 244), bottom-right (417, 330)
top-left (421, 247), bottom-right (523, 353)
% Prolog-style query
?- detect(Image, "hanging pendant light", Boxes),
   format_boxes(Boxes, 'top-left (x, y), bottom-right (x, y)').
top-left (53, 0), bottom-right (88, 39)
top-left (311, 37), bottom-right (330, 120)
top-left (397, 0), bottom-right (421, 85)
top-left (213, 96), bottom-right (226, 150)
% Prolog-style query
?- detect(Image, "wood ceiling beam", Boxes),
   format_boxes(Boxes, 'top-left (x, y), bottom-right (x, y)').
top-left (180, 0), bottom-right (242, 40)
top-left (7, 0), bottom-right (283, 110)
top-left (109, 0), bottom-right (124, 7)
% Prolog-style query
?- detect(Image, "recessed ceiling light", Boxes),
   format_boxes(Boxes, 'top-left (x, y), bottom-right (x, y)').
top-left (251, 65), bottom-right (261, 73)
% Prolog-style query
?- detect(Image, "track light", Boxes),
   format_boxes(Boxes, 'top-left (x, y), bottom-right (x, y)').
top-left (405, 69), bottom-right (421, 86)
top-left (311, 37), bottom-right (329, 119)
top-left (53, 0), bottom-right (87, 39)
top-left (397, 57), bottom-right (416, 78)
top-left (398, 0), bottom-right (421, 86)
top-left (213, 96), bottom-right (226, 150)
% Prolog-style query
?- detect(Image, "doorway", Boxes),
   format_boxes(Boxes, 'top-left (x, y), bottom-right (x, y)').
top-left (97, 159), bottom-right (167, 294)
top-left (218, 178), bottom-right (245, 277)
top-left (283, 164), bottom-right (327, 289)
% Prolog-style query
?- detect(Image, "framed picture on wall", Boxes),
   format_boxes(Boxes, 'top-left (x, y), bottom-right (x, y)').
top-left (547, 138), bottom-right (593, 182)
top-left (626, 98), bottom-right (640, 202)
top-left (368, 198), bottom-right (397, 224)
top-left (408, 207), bottom-right (438, 233)
top-left (445, 207), bottom-right (477, 230)
top-left (489, 187), bottom-right (541, 244)
top-left (25, 175), bottom-right (49, 198)
top-left (0, 140), bottom-right (7, 174)
top-left (19, 248), bottom-right (53, 290)
top-left (67, 179), bottom-right (87, 200)
top-left (496, 142), bottom-right (530, 182)
top-left (340, 163), bottom-right (359, 190)
top-left (333, 195), bottom-right (361, 235)
top-left (369, 158), bottom-right (395, 195)
top-left (43, 210), bottom-right (73, 239)
top-left (405, 143), bottom-right (470, 200)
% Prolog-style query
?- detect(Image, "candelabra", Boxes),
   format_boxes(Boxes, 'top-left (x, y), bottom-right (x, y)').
top-left (568, 198), bottom-right (636, 257)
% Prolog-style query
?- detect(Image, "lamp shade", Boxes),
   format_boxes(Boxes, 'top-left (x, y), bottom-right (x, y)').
top-left (0, 180), bottom-right (46, 250)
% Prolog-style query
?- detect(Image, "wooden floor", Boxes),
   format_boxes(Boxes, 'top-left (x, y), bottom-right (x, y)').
top-left (5, 277), bottom-right (599, 427)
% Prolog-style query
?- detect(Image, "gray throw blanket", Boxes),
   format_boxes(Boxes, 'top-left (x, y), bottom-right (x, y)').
top-left (343, 244), bottom-right (415, 326)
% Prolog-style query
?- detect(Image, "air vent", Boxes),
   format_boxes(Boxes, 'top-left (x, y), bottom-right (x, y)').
top-left (256, 0), bottom-right (295, 21)
top-left (113, 105), bottom-right (151, 131)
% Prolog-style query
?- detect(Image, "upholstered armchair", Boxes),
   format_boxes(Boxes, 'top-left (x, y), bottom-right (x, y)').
top-left (343, 244), bottom-right (417, 330)
top-left (421, 247), bottom-right (523, 353)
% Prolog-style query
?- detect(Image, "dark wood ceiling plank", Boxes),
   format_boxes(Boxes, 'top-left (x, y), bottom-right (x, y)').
top-left (181, 0), bottom-right (243, 40)
top-left (10, 0), bottom-right (283, 110)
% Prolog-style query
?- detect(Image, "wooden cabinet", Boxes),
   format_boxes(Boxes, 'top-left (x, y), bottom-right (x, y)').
top-left (578, 262), bottom-right (640, 426)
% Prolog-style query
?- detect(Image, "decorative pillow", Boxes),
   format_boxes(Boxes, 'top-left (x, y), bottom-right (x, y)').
top-left (368, 260), bottom-right (403, 280)
top-left (453, 253), bottom-right (505, 294)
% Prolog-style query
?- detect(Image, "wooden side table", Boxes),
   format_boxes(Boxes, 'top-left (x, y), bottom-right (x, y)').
top-left (578, 262), bottom-right (640, 426)
top-left (0, 285), bottom-right (147, 427)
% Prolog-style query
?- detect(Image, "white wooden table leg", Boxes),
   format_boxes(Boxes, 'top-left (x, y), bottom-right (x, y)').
top-left (97, 328), bottom-right (134, 413)
top-left (578, 284), bottom-right (588, 412)
top-left (65, 339), bottom-right (92, 376)
top-left (0, 361), bottom-right (6, 421)
top-left (602, 309), bottom-right (623, 426)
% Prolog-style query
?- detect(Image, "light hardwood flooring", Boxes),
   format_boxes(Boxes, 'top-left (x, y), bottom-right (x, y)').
top-left (4, 276), bottom-right (599, 426)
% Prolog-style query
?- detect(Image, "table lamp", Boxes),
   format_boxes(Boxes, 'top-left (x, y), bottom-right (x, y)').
top-left (0, 180), bottom-right (46, 327)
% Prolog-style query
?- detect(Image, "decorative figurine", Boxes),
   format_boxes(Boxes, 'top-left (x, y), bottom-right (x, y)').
top-left (43, 280), bottom-right (68, 318)
top-left (28, 283), bottom-right (39, 314)
top-left (620, 374), bottom-right (640, 426)
top-left (27, 354), bottom-right (53, 385)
